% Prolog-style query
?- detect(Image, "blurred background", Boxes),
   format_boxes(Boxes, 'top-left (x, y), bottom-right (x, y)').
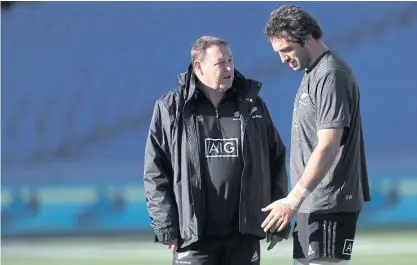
top-left (1, 1), bottom-right (417, 265)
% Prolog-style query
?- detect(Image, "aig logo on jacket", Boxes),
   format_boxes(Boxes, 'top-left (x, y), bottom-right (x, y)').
top-left (205, 138), bottom-right (239, 158)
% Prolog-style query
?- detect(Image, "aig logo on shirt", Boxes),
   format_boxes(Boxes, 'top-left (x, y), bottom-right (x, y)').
top-left (205, 138), bottom-right (239, 157)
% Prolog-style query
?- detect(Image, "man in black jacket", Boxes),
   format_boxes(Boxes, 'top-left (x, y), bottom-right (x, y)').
top-left (144, 36), bottom-right (290, 265)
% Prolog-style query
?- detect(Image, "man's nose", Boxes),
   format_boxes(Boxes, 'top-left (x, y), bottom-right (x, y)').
top-left (280, 54), bottom-right (287, 64)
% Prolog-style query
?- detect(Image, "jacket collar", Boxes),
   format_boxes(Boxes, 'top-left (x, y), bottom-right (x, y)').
top-left (177, 64), bottom-right (262, 104)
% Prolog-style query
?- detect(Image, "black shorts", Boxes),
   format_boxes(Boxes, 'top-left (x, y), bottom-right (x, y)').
top-left (293, 211), bottom-right (360, 261)
top-left (173, 234), bottom-right (260, 265)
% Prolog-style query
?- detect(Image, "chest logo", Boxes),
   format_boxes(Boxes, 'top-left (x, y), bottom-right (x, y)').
top-left (205, 138), bottom-right (239, 157)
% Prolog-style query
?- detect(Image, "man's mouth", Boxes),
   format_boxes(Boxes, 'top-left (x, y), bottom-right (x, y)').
top-left (223, 75), bottom-right (232, 79)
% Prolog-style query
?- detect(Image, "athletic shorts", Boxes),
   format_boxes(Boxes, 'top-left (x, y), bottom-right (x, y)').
top-left (173, 233), bottom-right (260, 265)
top-left (293, 211), bottom-right (360, 261)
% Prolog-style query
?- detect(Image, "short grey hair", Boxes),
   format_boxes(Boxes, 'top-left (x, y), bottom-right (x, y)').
top-left (191, 36), bottom-right (228, 64)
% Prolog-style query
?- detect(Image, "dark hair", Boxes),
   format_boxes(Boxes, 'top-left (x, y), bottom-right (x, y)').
top-left (191, 36), bottom-right (228, 64)
top-left (264, 5), bottom-right (323, 45)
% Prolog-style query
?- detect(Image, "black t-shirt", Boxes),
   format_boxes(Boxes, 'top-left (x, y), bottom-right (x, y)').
top-left (195, 84), bottom-right (243, 237)
top-left (290, 51), bottom-right (371, 214)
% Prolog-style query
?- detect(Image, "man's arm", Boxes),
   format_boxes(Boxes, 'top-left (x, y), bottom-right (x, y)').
top-left (290, 128), bottom-right (343, 204)
top-left (143, 100), bottom-right (179, 245)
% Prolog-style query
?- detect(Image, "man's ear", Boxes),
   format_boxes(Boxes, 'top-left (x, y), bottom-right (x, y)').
top-left (305, 34), bottom-right (314, 44)
top-left (193, 61), bottom-right (203, 75)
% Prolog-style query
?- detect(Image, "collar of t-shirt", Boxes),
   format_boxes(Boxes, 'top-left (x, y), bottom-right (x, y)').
top-left (306, 50), bottom-right (332, 74)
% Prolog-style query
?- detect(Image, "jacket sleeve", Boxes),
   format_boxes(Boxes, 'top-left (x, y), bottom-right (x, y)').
top-left (261, 98), bottom-right (292, 239)
top-left (143, 99), bottom-right (179, 243)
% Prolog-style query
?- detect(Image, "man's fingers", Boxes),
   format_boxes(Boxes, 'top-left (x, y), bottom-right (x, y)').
top-left (264, 218), bottom-right (277, 232)
top-left (261, 203), bottom-right (274, 212)
top-left (263, 213), bottom-right (281, 232)
top-left (167, 242), bottom-right (177, 251)
top-left (277, 219), bottom-right (289, 232)
top-left (271, 217), bottom-right (285, 233)
top-left (261, 211), bottom-right (274, 229)
top-left (169, 244), bottom-right (177, 251)
top-left (262, 212), bottom-right (276, 230)
top-left (269, 220), bottom-right (281, 233)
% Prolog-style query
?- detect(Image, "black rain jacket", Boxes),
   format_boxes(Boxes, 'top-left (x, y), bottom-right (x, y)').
top-left (143, 64), bottom-right (290, 248)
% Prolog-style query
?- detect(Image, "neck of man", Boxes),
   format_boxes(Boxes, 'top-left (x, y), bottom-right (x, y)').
top-left (306, 40), bottom-right (330, 70)
top-left (195, 76), bottom-right (225, 108)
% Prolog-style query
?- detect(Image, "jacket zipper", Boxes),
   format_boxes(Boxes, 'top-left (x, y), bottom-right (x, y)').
top-left (215, 108), bottom-right (221, 129)
top-left (239, 101), bottom-right (252, 231)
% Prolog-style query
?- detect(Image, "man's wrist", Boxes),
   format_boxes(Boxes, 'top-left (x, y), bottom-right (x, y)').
top-left (293, 182), bottom-right (312, 199)
top-left (287, 182), bottom-right (312, 210)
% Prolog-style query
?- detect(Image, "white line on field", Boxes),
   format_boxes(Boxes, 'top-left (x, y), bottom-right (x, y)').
top-left (2, 241), bottom-right (417, 260)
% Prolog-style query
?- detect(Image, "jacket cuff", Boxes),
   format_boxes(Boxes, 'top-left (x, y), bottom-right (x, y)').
top-left (153, 227), bottom-right (179, 243)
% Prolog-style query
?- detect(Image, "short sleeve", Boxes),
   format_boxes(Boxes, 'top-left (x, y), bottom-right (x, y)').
top-left (315, 71), bottom-right (351, 131)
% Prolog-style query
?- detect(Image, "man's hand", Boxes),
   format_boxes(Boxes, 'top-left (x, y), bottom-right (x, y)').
top-left (266, 233), bottom-right (283, 251)
top-left (163, 239), bottom-right (178, 252)
top-left (261, 197), bottom-right (298, 233)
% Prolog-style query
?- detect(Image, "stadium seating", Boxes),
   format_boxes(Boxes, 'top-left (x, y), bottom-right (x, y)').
top-left (2, 2), bottom-right (417, 185)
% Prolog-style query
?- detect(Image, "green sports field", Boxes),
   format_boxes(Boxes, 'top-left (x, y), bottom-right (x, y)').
top-left (2, 230), bottom-right (417, 265)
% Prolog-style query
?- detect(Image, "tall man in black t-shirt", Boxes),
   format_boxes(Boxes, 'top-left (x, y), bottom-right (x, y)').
top-left (144, 36), bottom-right (290, 265)
top-left (261, 5), bottom-right (371, 265)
